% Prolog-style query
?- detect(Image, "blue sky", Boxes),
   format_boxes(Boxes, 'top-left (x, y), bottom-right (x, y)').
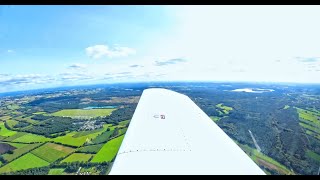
top-left (1, 5), bottom-right (320, 92)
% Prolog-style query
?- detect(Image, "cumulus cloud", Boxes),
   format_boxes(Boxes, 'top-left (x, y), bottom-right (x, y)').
top-left (154, 58), bottom-right (187, 66)
top-left (85, 44), bottom-right (136, 59)
top-left (58, 72), bottom-right (95, 81)
top-left (0, 74), bottom-right (54, 86)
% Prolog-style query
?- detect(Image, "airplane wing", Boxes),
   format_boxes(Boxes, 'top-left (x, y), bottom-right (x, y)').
top-left (109, 88), bottom-right (265, 175)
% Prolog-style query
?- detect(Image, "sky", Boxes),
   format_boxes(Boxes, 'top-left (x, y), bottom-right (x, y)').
top-left (1, 5), bottom-right (320, 93)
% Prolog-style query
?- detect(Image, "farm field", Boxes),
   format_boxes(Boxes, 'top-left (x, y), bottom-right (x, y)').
top-left (306, 150), bottom-right (320, 163)
top-left (216, 103), bottom-right (233, 114)
top-left (31, 143), bottom-right (74, 163)
top-left (61, 153), bottom-right (92, 163)
top-left (51, 108), bottom-right (116, 118)
top-left (48, 168), bottom-right (65, 175)
top-left (91, 135), bottom-right (125, 163)
top-left (210, 116), bottom-right (221, 122)
top-left (3, 143), bottom-right (42, 162)
top-left (91, 130), bottom-right (114, 144)
top-left (0, 122), bottom-right (17, 137)
top-left (53, 125), bottom-right (108, 147)
top-left (77, 144), bottom-right (104, 154)
top-left (12, 133), bottom-right (50, 143)
top-left (0, 153), bottom-right (50, 173)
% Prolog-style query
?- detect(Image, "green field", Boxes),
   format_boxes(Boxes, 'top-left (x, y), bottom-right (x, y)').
top-left (210, 116), bottom-right (221, 122)
top-left (61, 153), bottom-right (92, 163)
top-left (0, 116), bottom-right (11, 121)
top-left (3, 143), bottom-right (42, 162)
top-left (77, 144), bottom-right (104, 154)
top-left (73, 128), bottom-right (104, 138)
top-left (0, 122), bottom-right (17, 137)
top-left (118, 128), bottom-right (127, 135)
top-left (237, 142), bottom-right (293, 175)
top-left (51, 108), bottom-right (116, 118)
top-left (91, 130), bottom-right (114, 144)
top-left (12, 133), bottom-right (50, 143)
top-left (6, 105), bottom-right (20, 110)
top-left (48, 168), bottom-right (65, 175)
top-left (216, 103), bottom-right (233, 114)
top-left (31, 143), bottom-right (74, 163)
top-left (54, 125), bottom-right (108, 147)
top-left (5, 120), bottom-right (19, 129)
top-left (91, 135), bottom-right (124, 163)
top-left (119, 120), bottom-right (130, 126)
top-left (8, 142), bottom-right (29, 148)
top-left (0, 153), bottom-right (50, 173)
top-left (299, 123), bottom-right (320, 134)
top-left (306, 150), bottom-right (320, 162)
top-left (297, 109), bottom-right (320, 126)
top-left (3, 132), bottom-right (27, 141)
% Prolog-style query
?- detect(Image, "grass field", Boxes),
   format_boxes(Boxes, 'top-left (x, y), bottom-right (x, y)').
top-left (210, 116), bottom-right (221, 122)
top-left (77, 144), bottom-right (104, 154)
top-left (91, 135), bottom-right (124, 163)
top-left (5, 120), bottom-right (19, 129)
top-left (3, 143), bottom-right (42, 162)
top-left (0, 122), bottom-right (17, 137)
top-left (296, 108), bottom-right (320, 140)
top-left (237, 142), bottom-right (293, 175)
top-left (216, 103), bottom-right (233, 114)
top-left (8, 142), bottom-right (29, 148)
top-left (48, 168), bottom-right (65, 175)
top-left (0, 116), bottom-right (11, 121)
top-left (51, 108), bottom-right (116, 118)
top-left (0, 153), bottom-right (50, 173)
top-left (91, 130), bottom-right (114, 144)
top-left (61, 153), bottom-right (92, 163)
top-left (297, 109), bottom-right (320, 126)
top-left (54, 125), bottom-right (108, 147)
top-left (299, 123), bottom-right (320, 134)
top-left (12, 133), bottom-right (50, 143)
top-left (3, 132), bottom-right (27, 141)
top-left (118, 128), bottom-right (127, 135)
top-left (73, 128), bottom-right (104, 138)
top-left (31, 143), bottom-right (74, 163)
top-left (306, 150), bottom-right (320, 162)
top-left (6, 105), bottom-right (20, 110)
top-left (119, 120), bottom-right (130, 126)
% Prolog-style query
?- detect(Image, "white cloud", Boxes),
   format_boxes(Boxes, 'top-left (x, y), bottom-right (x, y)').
top-left (68, 63), bottom-right (88, 70)
top-left (143, 5), bottom-right (320, 83)
top-left (85, 44), bottom-right (136, 59)
top-left (7, 49), bottom-right (14, 53)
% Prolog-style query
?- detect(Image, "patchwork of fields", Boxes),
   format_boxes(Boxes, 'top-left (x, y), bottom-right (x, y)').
top-left (297, 107), bottom-right (320, 140)
top-left (0, 118), bottom-right (129, 175)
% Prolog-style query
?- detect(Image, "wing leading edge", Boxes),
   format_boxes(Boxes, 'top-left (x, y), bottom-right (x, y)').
top-left (109, 88), bottom-right (265, 175)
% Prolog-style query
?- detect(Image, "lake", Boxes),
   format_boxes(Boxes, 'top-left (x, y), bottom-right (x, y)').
top-left (83, 106), bottom-right (117, 110)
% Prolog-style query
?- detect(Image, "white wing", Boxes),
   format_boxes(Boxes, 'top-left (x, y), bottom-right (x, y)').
top-left (109, 88), bottom-right (265, 175)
